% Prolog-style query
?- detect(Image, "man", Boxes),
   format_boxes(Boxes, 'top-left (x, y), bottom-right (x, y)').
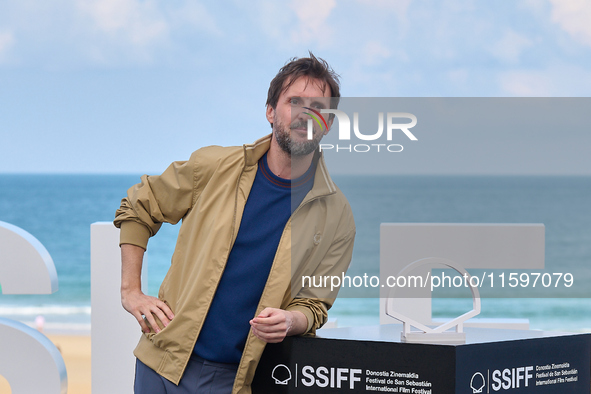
top-left (114, 53), bottom-right (355, 393)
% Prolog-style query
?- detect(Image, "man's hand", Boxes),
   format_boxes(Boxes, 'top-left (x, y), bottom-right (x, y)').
top-left (249, 308), bottom-right (308, 343)
top-left (120, 243), bottom-right (174, 333)
top-left (121, 289), bottom-right (174, 334)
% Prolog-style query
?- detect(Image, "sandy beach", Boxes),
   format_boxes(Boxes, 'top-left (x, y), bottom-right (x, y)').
top-left (0, 334), bottom-right (91, 394)
top-left (50, 334), bottom-right (92, 394)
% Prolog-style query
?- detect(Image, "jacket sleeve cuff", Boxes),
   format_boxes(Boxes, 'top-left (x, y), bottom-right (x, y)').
top-left (285, 305), bottom-right (315, 334)
top-left (119, 221), bottom-right (151, 250)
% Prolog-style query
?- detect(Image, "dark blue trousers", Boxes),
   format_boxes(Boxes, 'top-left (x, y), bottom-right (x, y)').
top-left (134, 354), bottom-right (238, 393)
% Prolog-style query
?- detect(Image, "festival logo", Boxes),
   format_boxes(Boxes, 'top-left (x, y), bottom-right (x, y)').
top-left (272, 364), bottom-right (292, 385)
top-left (470, 372), bottom-right (485, 393)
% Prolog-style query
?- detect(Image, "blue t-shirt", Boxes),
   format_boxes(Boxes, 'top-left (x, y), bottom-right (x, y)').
top-left (193, 152), bottom-right (316, 363)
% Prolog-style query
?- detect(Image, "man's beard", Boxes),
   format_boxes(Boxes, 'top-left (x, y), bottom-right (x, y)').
top-left (274, 118), bottom-right (323, 157)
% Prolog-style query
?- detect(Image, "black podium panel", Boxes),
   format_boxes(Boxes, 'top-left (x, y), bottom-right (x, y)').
top-left (252, 324), bottom-right (590, 393)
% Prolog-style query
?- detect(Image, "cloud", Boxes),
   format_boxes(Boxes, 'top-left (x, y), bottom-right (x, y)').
top-left (76, 0), bottom-right (169, 50)
top-left (251, 1), bottom-right (290, 50)
top-left (288, 0), bottom-right (336, 46)
top-left (447, 68), bottom-right (469, 86)
top-left (168, 2), bottom-right (222, 37)
top-left (549, 0), bottom-right (591, 47)
top-left (75, 0), bottom-right (222, 63)
top-left (76, 0), bottom-right (222, 56)
top-left (490, 29), bottom-right (533, 64)
top-left (355, 0), bottom-right (411, 19)
top-left (499, 64), bottom-right (591, 96)
top-left (500, 70), bottom-right (552, 96)
top-left (353, 0), bottom-right (411, 37)
top-left (359, 40), bottom-right (409, 66)
top-left (255, 0), bottom-right (336, 48)
top-left (0, 0), bottom-right (221, 67)
top-left (519, 0), bottom-right (547, 13)
top-left (0, 30), bottom-right (15, 62)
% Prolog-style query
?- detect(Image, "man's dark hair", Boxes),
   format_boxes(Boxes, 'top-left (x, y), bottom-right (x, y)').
top-left (266, 52), bottom-right (341, 111)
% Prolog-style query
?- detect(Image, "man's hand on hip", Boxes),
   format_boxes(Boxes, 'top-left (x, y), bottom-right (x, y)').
top-left (120, 243), bottom-right (174, 334)
top-left (249, 307), bottom-right (308, 343)
top-left (121, 289), bottom-right (175, 334)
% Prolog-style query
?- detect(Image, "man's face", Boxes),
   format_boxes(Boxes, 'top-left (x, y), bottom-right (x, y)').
top-left (266, 77), bottom-right (333, 157)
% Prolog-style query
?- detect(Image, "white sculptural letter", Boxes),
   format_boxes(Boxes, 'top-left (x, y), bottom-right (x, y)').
top-left (0, 221), bottom-right (67, 393)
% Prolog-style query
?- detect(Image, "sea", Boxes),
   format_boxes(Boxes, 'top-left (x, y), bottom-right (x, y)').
top-left (1, 174), bottom-right (591, 334)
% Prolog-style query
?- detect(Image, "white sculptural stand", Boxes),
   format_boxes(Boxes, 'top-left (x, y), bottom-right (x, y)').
top-left (386, 257), bottom-right (481, 343)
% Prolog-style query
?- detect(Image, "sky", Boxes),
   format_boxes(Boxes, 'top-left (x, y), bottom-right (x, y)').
top-left (0, 0), bottom-right (590, 174)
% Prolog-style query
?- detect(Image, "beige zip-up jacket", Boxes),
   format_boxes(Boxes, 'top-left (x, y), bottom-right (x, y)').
top-left (113, 135), bottom-right (355, 393)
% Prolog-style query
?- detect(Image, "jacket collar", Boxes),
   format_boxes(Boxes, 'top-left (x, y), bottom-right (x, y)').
top-left (243, 134), bottom-right (272, 166)
top-left (243, 134), bottom-right (337, 198)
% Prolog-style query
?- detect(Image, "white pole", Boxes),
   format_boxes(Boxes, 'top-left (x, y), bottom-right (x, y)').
top-left (91, 222), bottom-right (147, 394)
